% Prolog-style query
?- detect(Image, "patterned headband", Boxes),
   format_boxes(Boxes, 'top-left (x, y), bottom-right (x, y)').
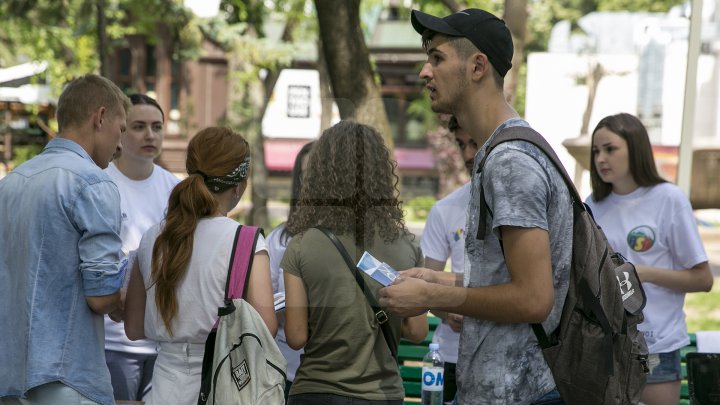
top-left (197, 156), bottom-right (251, 193)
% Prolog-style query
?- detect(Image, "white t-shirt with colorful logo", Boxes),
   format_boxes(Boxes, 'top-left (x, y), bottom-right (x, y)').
top-left (420, 182), bottom-right (470, 364)
top-left (586, 182), bottom-right (708, 354)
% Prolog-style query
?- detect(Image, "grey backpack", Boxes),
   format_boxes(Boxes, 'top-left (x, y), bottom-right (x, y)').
top-left (477, 126), bottom-right (649, 404)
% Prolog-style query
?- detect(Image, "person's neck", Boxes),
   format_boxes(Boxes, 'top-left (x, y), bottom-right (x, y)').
top-left (611, 178), bottom-right (640, 196)
top-left (212, 189), bottom-right (235, 217)
top-left (58, 127), bottom-right (93, 154)
top-left (455, 90), bottom-right (519, 147)
top-left (114, 156), bottom-right (154, 180)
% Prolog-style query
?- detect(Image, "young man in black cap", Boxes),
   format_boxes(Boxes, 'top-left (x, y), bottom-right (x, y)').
top-left (379, 8), bottom-right (573, 405)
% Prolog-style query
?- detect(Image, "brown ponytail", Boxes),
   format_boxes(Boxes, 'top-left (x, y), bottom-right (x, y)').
top-left (150, 127), bottom-right (249, 335)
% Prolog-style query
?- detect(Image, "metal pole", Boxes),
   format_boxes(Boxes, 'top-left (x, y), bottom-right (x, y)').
top-left (677, 0), bottom-right (703, 196)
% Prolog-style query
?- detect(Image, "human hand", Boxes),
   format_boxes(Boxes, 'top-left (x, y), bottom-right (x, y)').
top-left (447, 313), bottom-right (463, 333)
top-left (108, 288), bottom-right (126, 322)
top-left (108, 308), bottom-right (123, 322)
top-left (399, 267), bottom-right (438, 283)
top-left (379, 276), bottom-right (430, 318)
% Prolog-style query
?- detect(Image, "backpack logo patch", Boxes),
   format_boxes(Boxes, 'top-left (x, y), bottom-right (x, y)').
top-left (627, 226), bottom-right (655, 252)
top-left (616, 271), bottom-right (635, 301)
top-left (231, 360), bottom-right (251, 391)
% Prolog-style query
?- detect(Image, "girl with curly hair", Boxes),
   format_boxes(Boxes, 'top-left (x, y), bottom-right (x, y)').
top-left (282, 120), bottom-right (428, 404)
top-left (124, 127), bottom-right (277, 405)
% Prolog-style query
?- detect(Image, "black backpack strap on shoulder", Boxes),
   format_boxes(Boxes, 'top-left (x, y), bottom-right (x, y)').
top-left (314, 226), bottom-right (398, 360)
top-left (476, 126), bottom-right (584, 241)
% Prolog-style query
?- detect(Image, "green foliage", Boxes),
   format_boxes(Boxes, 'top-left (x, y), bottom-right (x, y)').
top-left (0, 0), bottom-right (98, 91)
top-left (407, 90), bottom-right (438, 134)
top-left (406, 195), bottom-right (437, 221)
top-left (411, 0), bottom-right (503, 16)
top-left (0, 0), bottom-right (199, 95)
top-left (214, 0), bottom-right (305, 135)
top-left (597, 0), bottom-right (684, 13)
top-left (685, 279), bottom-right (720, 332)
top-left (11, 144), bottom-right (44, 167)
top-left (220, 0), bottom-right (268, 31)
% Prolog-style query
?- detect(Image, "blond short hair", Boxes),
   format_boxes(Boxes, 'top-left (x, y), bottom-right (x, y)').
top-left (56, 74), bottom-right (131, 132)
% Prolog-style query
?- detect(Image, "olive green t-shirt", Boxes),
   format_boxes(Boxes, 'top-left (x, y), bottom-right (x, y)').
top-left (281, 228), bottom-right (422, 400)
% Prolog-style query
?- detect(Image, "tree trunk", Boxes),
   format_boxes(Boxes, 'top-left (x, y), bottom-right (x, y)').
top-left (503, 0), bottom-right (527, 106)
top-left (580, 62), bottom-right (605, 135)
top-left (128, 35), bottom-right (146, 94)
top-left (314, 0), bottom-right (392, 148)
top-left (441, 0), bottom-right (464, 12)
top-left (227, 35), bottom-right (270, 230)
top-left (155, 23), bottom-right (173, 118)
top-left (96, 0), bottom-right (111, 77)
top-left (317, 38), bottom-right (334, 133)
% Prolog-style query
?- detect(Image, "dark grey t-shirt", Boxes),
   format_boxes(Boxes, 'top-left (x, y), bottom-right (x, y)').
top-left (457, 119), bottom-right (573, 404)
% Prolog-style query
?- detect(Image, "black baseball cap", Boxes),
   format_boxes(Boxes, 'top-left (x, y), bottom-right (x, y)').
top-left (411, 8), bottom-right (513, 77)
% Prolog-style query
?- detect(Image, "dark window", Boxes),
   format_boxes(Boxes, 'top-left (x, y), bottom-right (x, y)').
top-left (145, 45), bottom-right (156, 78)
top-left (382, 93), bottom-right (426, 147)
top-left (119, 48), bottom-right (131, 76)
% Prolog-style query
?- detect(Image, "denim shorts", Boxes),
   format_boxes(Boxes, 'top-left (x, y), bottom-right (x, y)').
top-left (646, 350), bottom-right (682, 384)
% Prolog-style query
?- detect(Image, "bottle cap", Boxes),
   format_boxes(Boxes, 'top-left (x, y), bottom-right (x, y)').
top-left (429, 343), bottom-right (439, 351)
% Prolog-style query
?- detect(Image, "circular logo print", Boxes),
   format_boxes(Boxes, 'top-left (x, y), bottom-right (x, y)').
top-left (627, 226), bottom-right (655, 252)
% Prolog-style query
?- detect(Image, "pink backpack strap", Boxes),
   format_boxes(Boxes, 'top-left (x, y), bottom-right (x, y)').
top-left (228, 225), bottom-right (261, 299)
top-left (217, 225), bottom-right (262, 319)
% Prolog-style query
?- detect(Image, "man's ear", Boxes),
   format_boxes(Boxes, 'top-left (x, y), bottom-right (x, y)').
top-left (471, 53), bottom-right (490, 81)
top-left (92, 106), bottom-right (107, 130)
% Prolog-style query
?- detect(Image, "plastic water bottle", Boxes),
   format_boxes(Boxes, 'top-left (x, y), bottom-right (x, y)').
top-left (421, 343), bottom-right (444, 405)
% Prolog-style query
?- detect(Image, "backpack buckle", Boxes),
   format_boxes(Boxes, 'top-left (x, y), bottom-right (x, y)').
top-left (376, 310), bottom-right (389, 324)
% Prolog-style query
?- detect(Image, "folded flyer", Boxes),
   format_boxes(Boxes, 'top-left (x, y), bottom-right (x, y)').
top-left (356, 251), bottom-right (399, 287)
top-left (273, 292), bottom-right (286, 312)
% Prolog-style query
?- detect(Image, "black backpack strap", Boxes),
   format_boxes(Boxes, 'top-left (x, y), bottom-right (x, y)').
top-left (580, 279), bottom-right (615, 376)
top-left (314, 226), bottom-right (398, 360)
top-left (476, 126), bottom-right (584, 241)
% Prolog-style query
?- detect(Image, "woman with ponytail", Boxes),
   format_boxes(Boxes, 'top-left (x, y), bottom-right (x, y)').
top-left (124, 127), bottom-right (276, 405)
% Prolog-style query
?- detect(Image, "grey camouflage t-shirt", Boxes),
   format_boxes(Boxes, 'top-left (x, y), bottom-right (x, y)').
top-left (457, 119), bottom-right (573, 404)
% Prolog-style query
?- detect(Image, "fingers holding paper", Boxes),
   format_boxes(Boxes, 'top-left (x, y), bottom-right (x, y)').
top-left (379, 275), bottom-right (431, 318)
top-left (380, 268), bottom-right (466, 318)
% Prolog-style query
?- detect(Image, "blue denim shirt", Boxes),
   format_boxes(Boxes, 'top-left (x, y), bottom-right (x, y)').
top-left (0, 138), bottom-right (123, 405)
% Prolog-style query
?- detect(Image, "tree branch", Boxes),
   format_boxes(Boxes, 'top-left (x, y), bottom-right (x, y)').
top-left (441, 0), bottom-right (464, 12)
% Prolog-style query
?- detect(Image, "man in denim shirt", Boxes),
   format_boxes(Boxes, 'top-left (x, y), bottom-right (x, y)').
top-left (0, 74), bottom-right (130, 405)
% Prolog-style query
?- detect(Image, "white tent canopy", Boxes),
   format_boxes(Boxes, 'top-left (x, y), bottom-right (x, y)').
top-left (0, 61), bottom-right (53, 105)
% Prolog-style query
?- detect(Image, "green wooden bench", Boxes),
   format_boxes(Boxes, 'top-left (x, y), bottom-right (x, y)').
top-left (399, 319), bottom-right (698, 405)
top-left (679, 333), bottom-right (697, 405)
top-left (399, 315), bottom-right (440, 404)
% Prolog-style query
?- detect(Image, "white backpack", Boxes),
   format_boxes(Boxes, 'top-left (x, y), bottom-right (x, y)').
top-left (197, 225), bottom-right (287, 405)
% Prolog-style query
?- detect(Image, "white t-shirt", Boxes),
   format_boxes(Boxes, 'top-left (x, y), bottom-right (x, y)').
top-left (104, 162), bottom-right (180, 353)
top-left (586, 183), bottom-right (708, 353)
top-left (266, 224), bottom-right (303, 381)
top-left (420, 182), bottom-right (470, 363)
top-left (138, 217), bottom-right (267, 343)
